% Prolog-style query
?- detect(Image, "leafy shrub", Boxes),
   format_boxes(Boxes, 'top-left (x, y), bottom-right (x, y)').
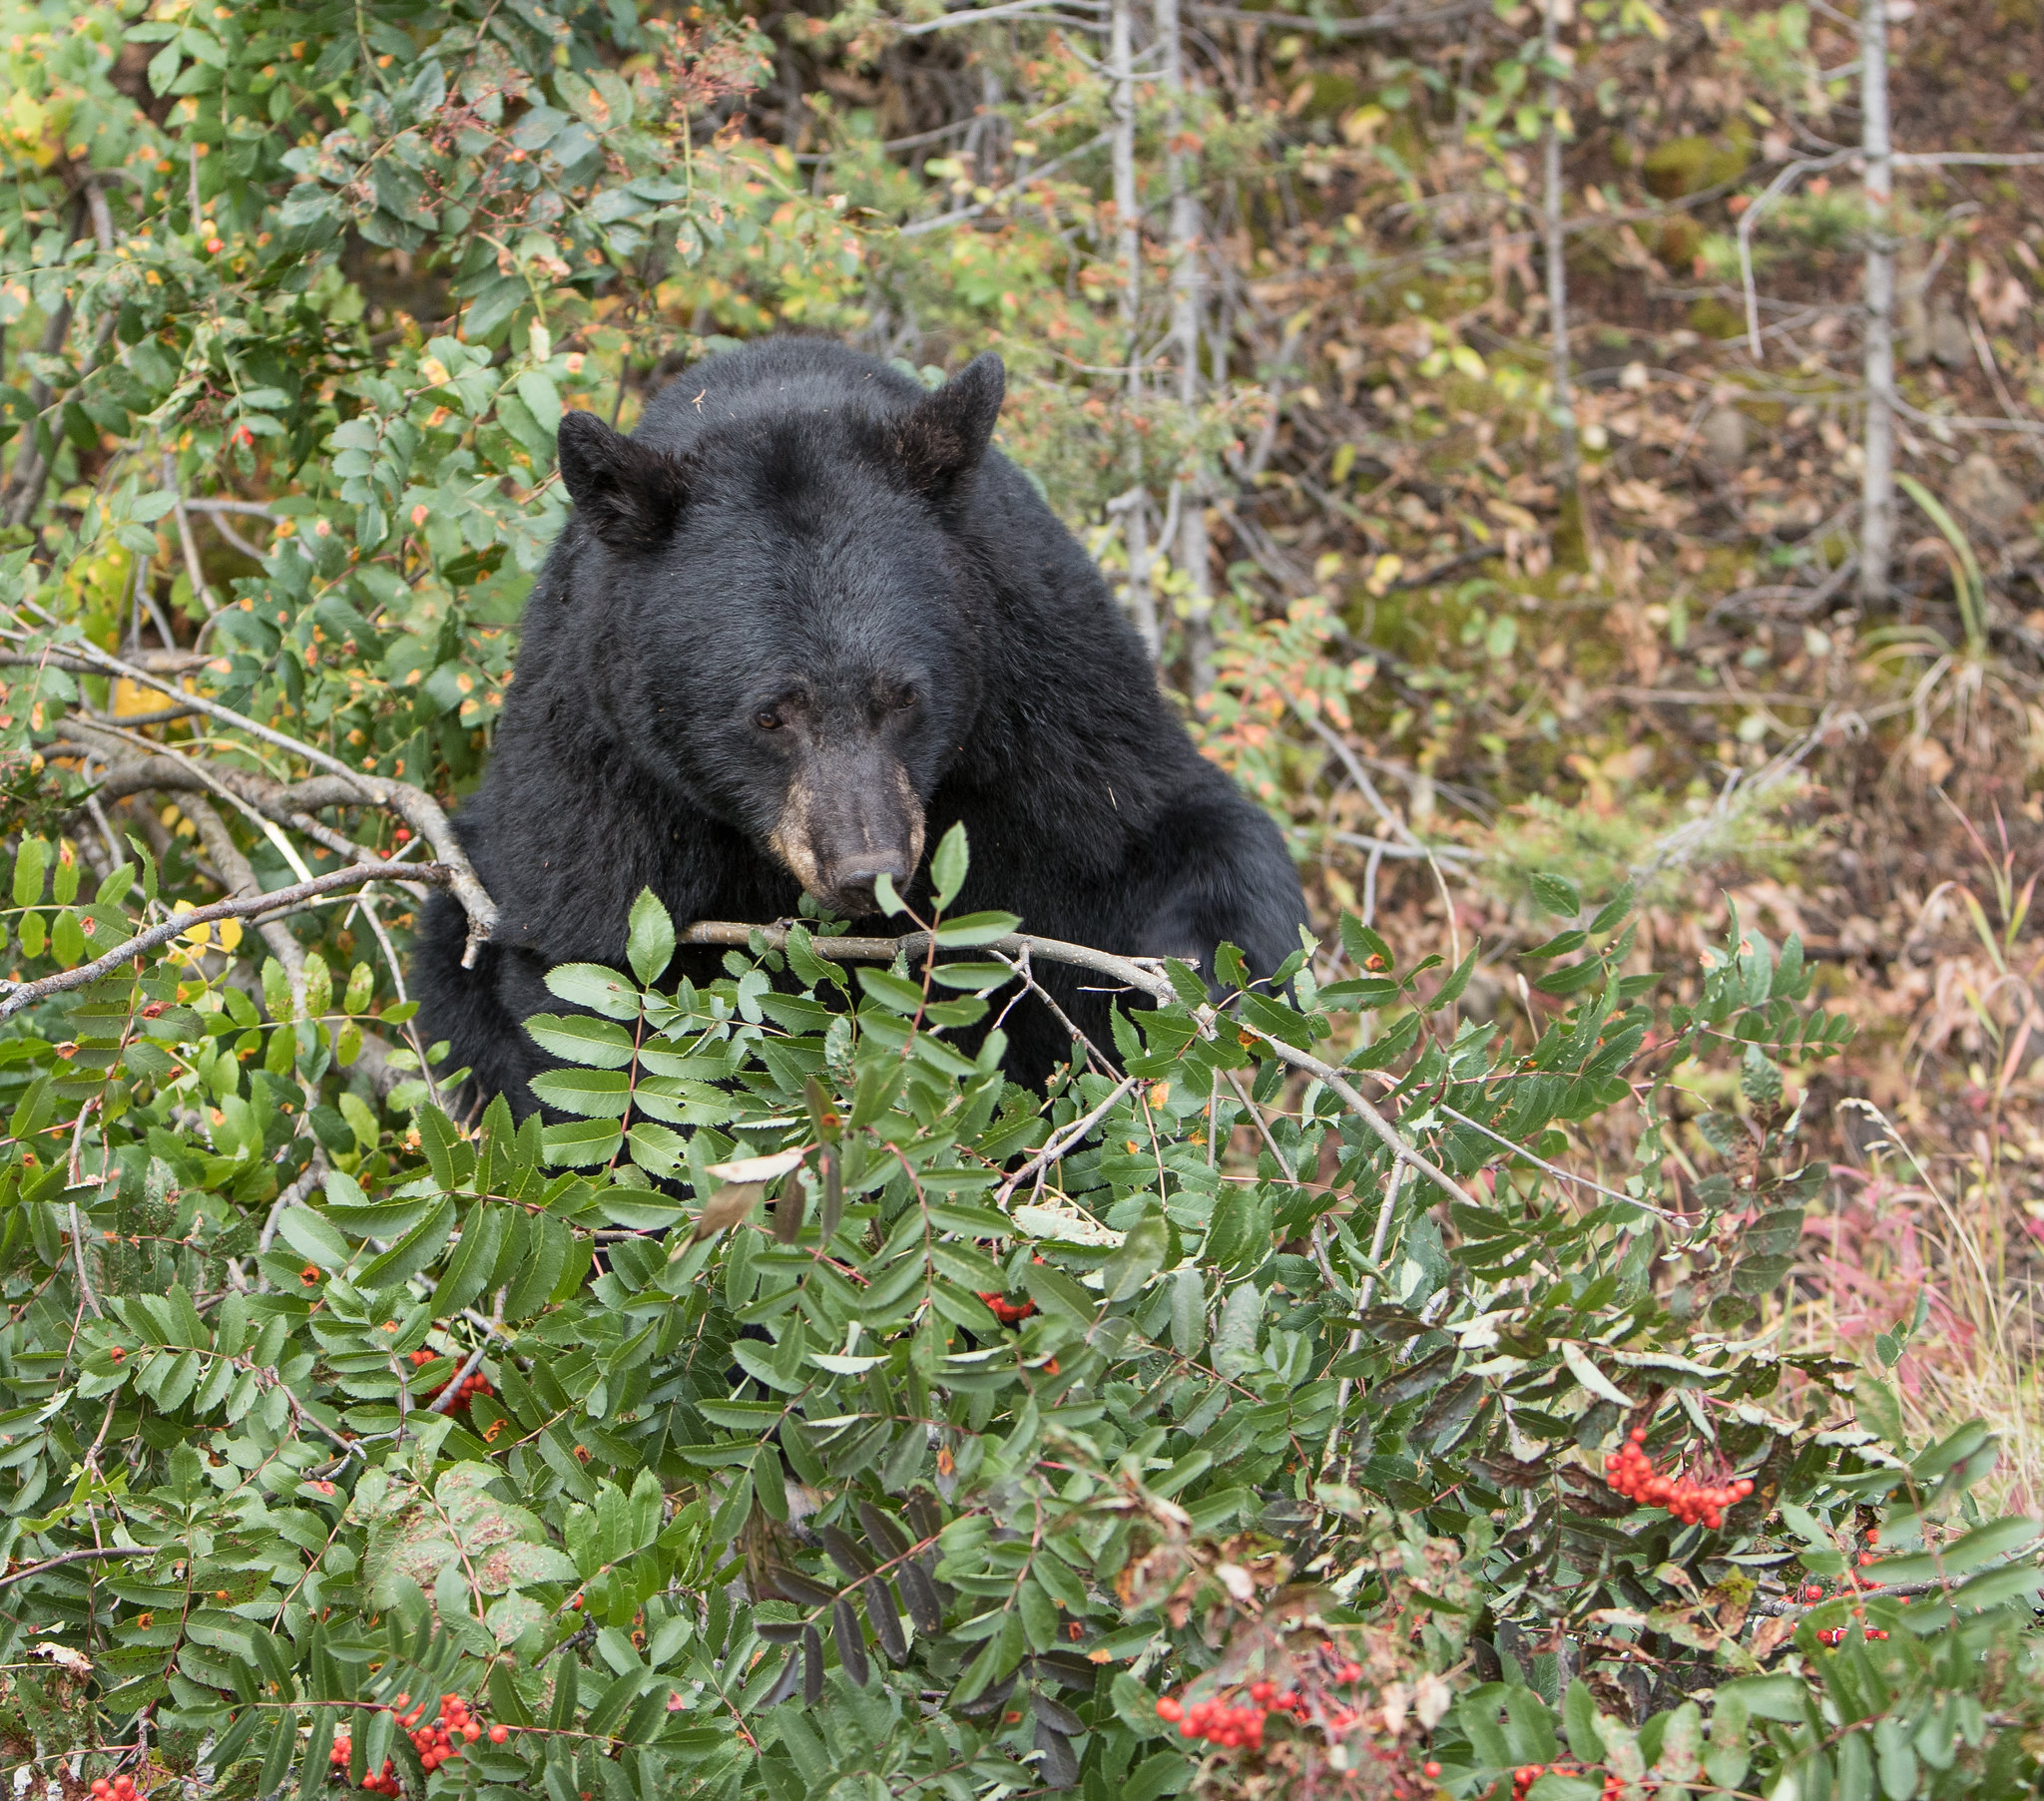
top-left (0, 808), bottom-right (2035, 1800)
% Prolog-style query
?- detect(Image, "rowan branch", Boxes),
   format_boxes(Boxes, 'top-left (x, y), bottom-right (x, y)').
top-left (1232, 1022), bottom-right (1484, 1210)
top-left (0, 861), bottom-right (460, 1021)
top-left (677, 920), bottom-right (1179, 1002)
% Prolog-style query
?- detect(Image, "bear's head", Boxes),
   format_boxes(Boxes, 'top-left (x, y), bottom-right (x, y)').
top-left (552, 354), bottom-right (1005, 919)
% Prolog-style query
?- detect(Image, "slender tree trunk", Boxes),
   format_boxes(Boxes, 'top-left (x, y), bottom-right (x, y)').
top-left (1542, 0), bottom-right (1578, 495)
top-left (1110, 0), bottom-right (1157, 654)
top-left (1110, 0), bottom-right (1140, 330)
top-left (1858, 0), bottom-right (1895, 609)
top-left (1157, 0), bottom-right (1213, 694)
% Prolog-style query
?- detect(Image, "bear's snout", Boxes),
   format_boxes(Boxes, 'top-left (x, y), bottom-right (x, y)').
top-left (767, 749), bottom-right (926, 920)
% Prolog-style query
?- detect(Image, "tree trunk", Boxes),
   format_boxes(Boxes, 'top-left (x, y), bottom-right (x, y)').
top-left (1858, 0), bottom-right (1895, 609)
top-left (1542, 0), bottom-right (1578, 496)
top-left (1110, 0), bottom-right (1140, 331)
top-left (1109, 0), bottom-right (1157, 654)
top-left (1157, 0), bottom-right (1213, 694)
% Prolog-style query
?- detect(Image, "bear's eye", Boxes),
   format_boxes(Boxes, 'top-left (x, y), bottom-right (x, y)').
top-left (891, 690), bottom-right (917, 712)
top-left (754, 708), bottom-right (782, 731)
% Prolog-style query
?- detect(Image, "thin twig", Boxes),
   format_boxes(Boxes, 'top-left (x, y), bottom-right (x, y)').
top-left (1323, 1160), bottom-right (1406, 1473)
top-left (1435, 1104), bottom-right (1681, 1222)
top-left (897, 0), bottom-right (1104, 34)
top-left (1292, 703), bottom-right (1463, 968)
top-left (994, 1076), bottom-right (1140, 1204)
top-left (1233, 1024), bottom-right (1482, 1210)
top-left (0, 1547), bottom-right (153, 1593)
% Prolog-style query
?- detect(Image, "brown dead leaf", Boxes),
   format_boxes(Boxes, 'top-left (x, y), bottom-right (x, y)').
top-left (693, 1180), bottom-right (766, 1241)
top-left (1748, 1613), bottom-right (1796, 1661)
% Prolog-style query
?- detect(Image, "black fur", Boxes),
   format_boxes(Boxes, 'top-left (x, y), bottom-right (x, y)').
top-left (413, 336), bottom-right (1308, 1110)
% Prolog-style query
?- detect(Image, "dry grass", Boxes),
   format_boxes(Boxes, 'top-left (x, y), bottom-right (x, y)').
top-left (1775, 794), bottom-right (2044, 1518)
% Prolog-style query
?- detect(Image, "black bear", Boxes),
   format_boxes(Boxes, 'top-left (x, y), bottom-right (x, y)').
top-left (412, 337), bottom-right (1307, 1109)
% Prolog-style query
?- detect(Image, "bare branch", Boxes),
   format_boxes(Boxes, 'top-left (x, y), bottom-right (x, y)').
top-left (1891, 151), bottom-right (2044, 169)
top-left (0, 861), bottom-right (462, 1022)
top-left (1190, 0), bottom-right (1487, 34)
top-left (0, 1546), bottom-right (153, 1593)
top-left (994, 1076), bottom-right (1141, 1204)
top-left (897, 0), bottom-right (1104, 33)
top-left (8, 634), bottom-right (497, 962)
top-left (677, 919), bottom-right (1179, 1002)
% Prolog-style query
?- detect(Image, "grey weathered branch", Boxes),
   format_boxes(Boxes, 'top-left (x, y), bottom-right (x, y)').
top-left (678, 919), bottom-right (1179, 1001)
top-left (178, 793), bottom-right (307, 1005)
top-left (0, 861), bottom-right (461, 1022)
top-left (11, 636), bottom-right (496, 963)
top-left (57, 730), bottom-right (430, 895)
top-left (1189, 0), bottom-right (1487, 33)
top-left (0, 1545), bottom-right (153, 1593)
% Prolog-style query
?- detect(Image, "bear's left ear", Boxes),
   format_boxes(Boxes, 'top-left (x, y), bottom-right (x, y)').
top-left (893, 352), bottom-right (1005, 498)
top-left (557, 409), bottom-right (694, 555)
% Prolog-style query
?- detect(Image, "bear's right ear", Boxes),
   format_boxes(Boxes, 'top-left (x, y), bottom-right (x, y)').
top-left (556, 410), bottom-right (693, 555)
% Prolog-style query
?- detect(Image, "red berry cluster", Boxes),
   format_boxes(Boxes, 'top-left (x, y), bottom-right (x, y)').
top-left (408, 1349), bottom-right (493, 1412)
top-left (1156, 1681), bottom-right (1295, 1751)
top-left (1509, 1761), bottom-right (1619, 1801)
top-left (1603, 1428), bottom-right (1755, 1528)
top-left (332, 1692), bottom-right (502, 1791)
top-left (974, 1292), bottom-right (1036, 1325)
top-left (89, 1775), bottom-right (139, 1801)
top-left (1815, 1625), bottom-right (1888, 1645)
top-left (1155, 1663), bottom-right (1373, 1754)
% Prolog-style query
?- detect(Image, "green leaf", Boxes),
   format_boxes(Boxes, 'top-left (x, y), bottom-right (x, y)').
top-left (626, 888), bottom-right (675, 987)
top-left (275, 1207), bottom-right (352, 1272)
top-left (1853, 1374), bottom-right (1907, 1451)
top-left (1103, 1213), bottom-right (1169, 1302)
top-left (523, 1014), bottom-right (639, 1069)
top-left (1563, 1681), bottom-right (1605, 1763)
top-left (871, 871), bottom-right (907, 917)
top-left (1532, 872), bottom-right (1581, 918)
top-left (9, 835), bottom-right (45, 910)
top-left (1428, 943), bottom-right (1479, 1012)
top-left (931, 910), bottom-right (1022, 947)
top-left (543, 964), bottom-right (643, 1020)
top-left (930, 821), bottom-right (969, 909)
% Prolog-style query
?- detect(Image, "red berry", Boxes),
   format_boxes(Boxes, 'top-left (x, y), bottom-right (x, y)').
top-left (1426, 1764), bottom-right (1443, 1779)
top-left (489, 1725), bottom-right (509, 1744)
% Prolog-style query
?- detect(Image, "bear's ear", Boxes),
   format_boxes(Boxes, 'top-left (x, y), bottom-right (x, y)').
top-left (892, 352), bottom-right (1005, 498)
top-left (556, 410), bottom-right (693, 555)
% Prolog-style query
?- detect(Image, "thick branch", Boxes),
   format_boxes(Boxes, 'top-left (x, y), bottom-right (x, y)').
top-left (65, 744), bottom-right (431, 895)
top-left (179, 793), bottom-right (305, 1005)
top-left (9, 636), bottom-right (496, 962)
top-left (0, 861), bottom-right (461, 1021)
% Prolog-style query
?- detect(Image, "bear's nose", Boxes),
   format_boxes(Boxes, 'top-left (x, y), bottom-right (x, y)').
top-left (824, 855), bottom-right (911, 918)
